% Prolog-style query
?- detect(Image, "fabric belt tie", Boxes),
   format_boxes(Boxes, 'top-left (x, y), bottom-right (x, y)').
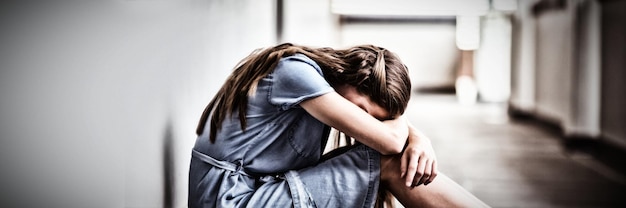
top-left (192, 149), bottom-right (252, 177)
top-left (284, 170), bottom-right (316, 208)
top-left (191, 149), bottom-right (316, 208)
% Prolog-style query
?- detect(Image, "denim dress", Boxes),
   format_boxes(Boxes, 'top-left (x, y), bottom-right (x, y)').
top-left (189, 54), bottom-right (381, 208)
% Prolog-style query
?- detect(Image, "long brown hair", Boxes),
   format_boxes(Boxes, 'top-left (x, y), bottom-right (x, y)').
top-left (196, 43), bottom-right (411, 143)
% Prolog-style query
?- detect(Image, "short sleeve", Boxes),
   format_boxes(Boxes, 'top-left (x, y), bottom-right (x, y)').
top-left (269, 54), bottom-right (334, 110)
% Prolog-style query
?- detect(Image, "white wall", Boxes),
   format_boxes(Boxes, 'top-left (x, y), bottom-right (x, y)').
top-left (600, 0), bottom-right (626, 147)
top-left (0, 1), bottom-right (276, 207)
top-left (282, 0), bottom-right (340, 47)
top-left (534, 3), bottom-right (576, 125)
top-left (340, 22), bottom-right (459, 89)
top-left (510, 0), bottom-right (602, 138)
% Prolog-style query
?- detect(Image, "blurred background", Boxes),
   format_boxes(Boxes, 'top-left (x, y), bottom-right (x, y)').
top-left (0, 0), bottom-right (625, 207)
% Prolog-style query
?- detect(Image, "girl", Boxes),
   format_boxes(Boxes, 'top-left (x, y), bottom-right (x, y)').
top-left (189, 43), bottom-right (488, 207)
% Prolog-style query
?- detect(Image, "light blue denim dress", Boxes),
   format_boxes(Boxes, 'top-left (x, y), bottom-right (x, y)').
top-left (189, 54), bottom-right (381, 208)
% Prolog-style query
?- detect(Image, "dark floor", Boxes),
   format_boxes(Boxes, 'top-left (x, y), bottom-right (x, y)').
top-left (402, 94), bottom-right (626, 208)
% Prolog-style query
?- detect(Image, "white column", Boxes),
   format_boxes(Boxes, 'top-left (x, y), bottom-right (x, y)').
top-left (474, 11), bottom-right (512, 103)
top-left (567, 0), bottom-right (601, 137)
top-left (510, 0), bottom-right (537, 111)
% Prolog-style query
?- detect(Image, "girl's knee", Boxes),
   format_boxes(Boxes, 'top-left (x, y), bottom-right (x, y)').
top-left (379, 154), bottom-right (401, 184)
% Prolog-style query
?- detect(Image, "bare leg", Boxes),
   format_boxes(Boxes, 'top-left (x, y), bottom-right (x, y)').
top-left (380, 155), bottom-right (490, 208)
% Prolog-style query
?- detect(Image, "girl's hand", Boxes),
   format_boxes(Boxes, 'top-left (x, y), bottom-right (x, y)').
top-left (400, 125), bottom-right (438, 187)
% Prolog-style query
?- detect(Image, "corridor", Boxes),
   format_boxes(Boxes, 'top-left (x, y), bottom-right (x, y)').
top-left (405, 93), bottom-right (626, 207)
top-left (2, 0), bottom-right (626, 207)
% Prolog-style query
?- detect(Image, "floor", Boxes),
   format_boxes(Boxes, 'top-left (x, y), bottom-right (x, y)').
top-left (400, 94), bottom-right (626, 208)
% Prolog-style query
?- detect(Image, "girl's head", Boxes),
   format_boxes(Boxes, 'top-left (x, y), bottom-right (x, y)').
top-left (330, 45), bottom-right (411, 119)
top-left (197, 43), bottom-right (412, 141)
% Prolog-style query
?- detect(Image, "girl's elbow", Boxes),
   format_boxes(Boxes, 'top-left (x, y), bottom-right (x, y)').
top-left (381, 136), bottom-right (405, 155)
top-left (391, 141), bottom-right (405, 154)
top-left (380, 145), bottom-right (403, 155)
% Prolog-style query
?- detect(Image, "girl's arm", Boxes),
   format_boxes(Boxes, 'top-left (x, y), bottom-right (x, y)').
top-left (300, 92), bottom-right (408, 155)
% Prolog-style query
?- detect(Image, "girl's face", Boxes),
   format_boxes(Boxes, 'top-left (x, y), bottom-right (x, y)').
top-left (335, 84), bottom-right (391, 121)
